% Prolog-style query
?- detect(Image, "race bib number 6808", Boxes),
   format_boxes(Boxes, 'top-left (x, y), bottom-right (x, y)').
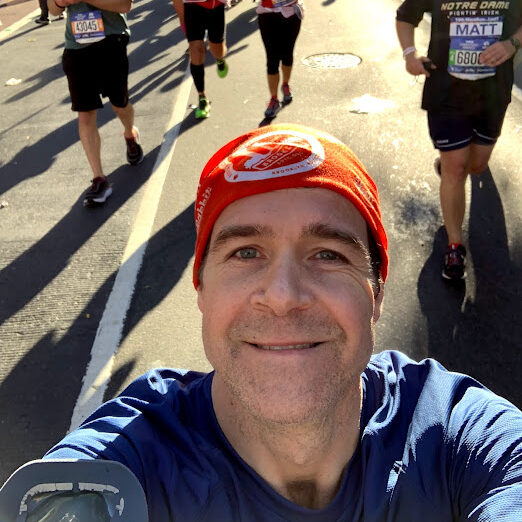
top-left (448, 16), bottom-right (503, 80)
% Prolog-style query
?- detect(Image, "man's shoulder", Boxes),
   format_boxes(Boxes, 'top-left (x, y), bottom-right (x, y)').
top-left (44, 369), bottom-right (214, 461)
top-left (107, 368), bottom-right (212, 414)
top-left (364, 350), bottom-right (522, 430)
top-left (366, 349), bottom-right (442, 381)
top-left (366, 349), bottom-right (489, 401)
top-left (360, 352), bottom-right (522, 520)
top-left (123, 368), bottom-right (210, 394)
top-left (63, 368), bottom-right (212, 441)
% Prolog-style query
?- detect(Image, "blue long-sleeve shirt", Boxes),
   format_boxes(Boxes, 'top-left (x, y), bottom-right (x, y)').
top-left (45, 350), bottom-right (522, 521)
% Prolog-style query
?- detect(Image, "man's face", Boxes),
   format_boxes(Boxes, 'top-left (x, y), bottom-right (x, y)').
top-left (197, 188), bottom-right (383, 424)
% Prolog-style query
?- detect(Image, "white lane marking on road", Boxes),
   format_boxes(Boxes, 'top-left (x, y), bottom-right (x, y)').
top-left (69, 64), bottom-right (192, 431)
top-left (0, 9), bottom-right (40, 42)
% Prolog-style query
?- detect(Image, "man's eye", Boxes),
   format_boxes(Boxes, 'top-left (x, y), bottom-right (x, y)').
top-left (234, 248), bottom-right (259, 259)
top-left (315, 250), bottom-right (344, 261)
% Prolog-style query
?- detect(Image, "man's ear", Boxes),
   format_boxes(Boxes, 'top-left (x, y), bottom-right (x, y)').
top-left (372, 285), bottom-right (384, 323)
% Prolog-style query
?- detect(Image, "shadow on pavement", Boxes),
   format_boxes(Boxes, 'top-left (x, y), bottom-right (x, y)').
top-left (0, 199), bottom-right (196, 481)
top-left (0, 23), bottom-right (45, 48)
top-left (226, 5), bottom-right (258, 49)
top-left (106, 202), bottom-right (197, 399)
top-left (0, 145), bottom-right (159, 327)
top-left (3, 63), bottom-right (64, 104)
top-left (0, 104), bottom-right (206, 480)
top-left (0, 107), bottom-right (108, 197)
top-left (0, 279), bottom-right (139, 482)
top-left (418, 169), bottom-right (522, 409)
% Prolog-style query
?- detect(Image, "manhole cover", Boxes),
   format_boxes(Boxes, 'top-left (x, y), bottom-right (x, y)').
top-left (302, 53), bottom-right (361, 69)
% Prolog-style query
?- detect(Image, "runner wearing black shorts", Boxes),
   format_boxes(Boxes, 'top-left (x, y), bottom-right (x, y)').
top-left (396, 0), bottom-right (522, 280)
top-left (48, 0), bottom-right (143, 207)
top-left (182, 0), bottom-right (229, 119)
top-left (62, 35), bottom-right (130, 112)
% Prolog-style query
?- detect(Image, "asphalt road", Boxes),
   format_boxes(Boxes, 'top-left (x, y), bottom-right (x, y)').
top-left (1, 0), bottom-right (521, 484)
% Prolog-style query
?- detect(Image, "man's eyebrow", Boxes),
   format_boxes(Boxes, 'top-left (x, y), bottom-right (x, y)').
top-left (301, 223), bottom-right (370, 258)
top-left (210, 222), bottom-right (370, 259)
top-left (210, 225), bottom-right (275, 251)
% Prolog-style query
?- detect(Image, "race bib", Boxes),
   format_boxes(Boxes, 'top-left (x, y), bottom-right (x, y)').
top-left (71, 11), bottom-right (106, 44)
top-left (448, 16), bottom-right (503, 80)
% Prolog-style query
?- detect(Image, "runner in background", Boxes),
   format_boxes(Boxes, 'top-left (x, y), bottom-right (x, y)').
top-left (35, 0), bottom-right (64, 25)
top-left (396, 0), bottom-right (522, 280)
top-left (48, 0), bottom-right (144, 207)
top-left (256, 0), bottom-right (304, 118)
top-left (35, 0), bottom-right (50, 24)
top-left (182, 0), bottom-right (229, 119)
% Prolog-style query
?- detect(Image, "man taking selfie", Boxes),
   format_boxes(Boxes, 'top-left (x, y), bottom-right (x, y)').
top-left (42, 124), bottom-right (522, 520)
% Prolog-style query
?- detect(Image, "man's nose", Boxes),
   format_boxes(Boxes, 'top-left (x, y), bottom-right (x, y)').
top-left (251, 255), bottom-right (313, 316)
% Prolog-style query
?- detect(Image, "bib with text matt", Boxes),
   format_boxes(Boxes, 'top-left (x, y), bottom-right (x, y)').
top-left (448, 16), bottom-right (503, 80)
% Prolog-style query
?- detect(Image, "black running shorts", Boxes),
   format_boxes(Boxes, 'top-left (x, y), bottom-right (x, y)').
top-left (184, 2), bottom-right (225, 43)
top-left (62, 34), bottom-right (130, 112)
top-left (428, 104), bottom-right (508, 151)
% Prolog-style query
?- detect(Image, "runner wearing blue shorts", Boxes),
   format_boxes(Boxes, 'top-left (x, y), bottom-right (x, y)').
top-left (396, 0), bottom-right (522, 280)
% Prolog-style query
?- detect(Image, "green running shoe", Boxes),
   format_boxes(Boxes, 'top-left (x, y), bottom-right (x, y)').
top-left (195, 97), bottom-right (211, 119)
top-left (216, 59), bottom-right (228, 78)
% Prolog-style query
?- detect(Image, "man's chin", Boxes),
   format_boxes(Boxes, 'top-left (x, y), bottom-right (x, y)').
top-left (228, 377), bottom-right (358, 426)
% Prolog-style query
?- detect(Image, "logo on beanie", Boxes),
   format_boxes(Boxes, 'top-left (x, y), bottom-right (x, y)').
top-left (195, 186), bottom-right (212, 231)
top-left (220, 131), bottom-right (325, 183)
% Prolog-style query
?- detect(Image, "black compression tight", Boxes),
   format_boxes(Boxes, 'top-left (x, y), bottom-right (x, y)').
top-left (258, 12), bottom-right (301, 75)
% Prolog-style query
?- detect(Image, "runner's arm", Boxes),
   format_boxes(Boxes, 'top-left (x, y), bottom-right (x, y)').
top-left (395, 20), bottom-right (435, 77)
top-left (48, 0), bottom-right (65, 17)
top-left (448, 391), bottom-right (522, 520)
top-left (479, 24), bottom-right (522, 66)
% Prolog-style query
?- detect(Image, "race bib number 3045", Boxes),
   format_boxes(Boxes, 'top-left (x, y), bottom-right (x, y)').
top-left (71, 11), bottom-right (106, 44)
top-left (448, 16), bottom-right (502, 80)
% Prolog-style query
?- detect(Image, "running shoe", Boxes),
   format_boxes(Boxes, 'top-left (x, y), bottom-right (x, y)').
top-left (216, 59), bottom-right (228, 78)
top-left (434, 157), bottom-right (441, 177)
top-left (83, 177), bottom-right (112, 207)
top-left (281, 83), bottom-right (292, 105)
top-left (264, 97), bottom-right (281, 118)
top-left (125, 126), bottom-right (144, 165)
top-left (442, 243), bottom-right (467, 280)
top-left (195, 96), bottom-right (211, 119)
top-left (34, 16), bottom-right (50, 25)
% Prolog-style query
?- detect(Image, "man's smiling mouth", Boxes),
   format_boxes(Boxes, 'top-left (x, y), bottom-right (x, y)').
top-left (249, 343), bottom-right (321, 351)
